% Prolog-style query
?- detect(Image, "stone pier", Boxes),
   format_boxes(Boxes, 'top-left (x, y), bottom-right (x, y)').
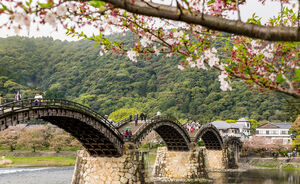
top-left (152, 147), bottom-right (208, 182)
top-left (205, 148), bottom-right (239, 171)
top-left (204, 149), bottom-right (226, 171)
top-left (224, 145), bottom-right (239, 169)
top-left (71, 148), bottom-right (147, 184)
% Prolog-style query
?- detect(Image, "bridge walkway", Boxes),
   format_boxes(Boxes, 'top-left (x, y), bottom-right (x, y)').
top-left (117, 120), bottom-right (146, 135)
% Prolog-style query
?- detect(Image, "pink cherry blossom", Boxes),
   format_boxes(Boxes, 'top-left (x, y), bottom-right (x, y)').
top-left (178, 65), bottom-right (184, 70)
top-left (196, 57), bottom-right (207, 70)
top-left (57, 5), bottom-right (68, 17)
top-left (45, 13), bottom-right (57, 28)
top-left (127, 50), bottom-right (138, 62)
top-left (218, 72), bottom-right (232, 91)
top-left (140, 36), bottom-right (152, 47)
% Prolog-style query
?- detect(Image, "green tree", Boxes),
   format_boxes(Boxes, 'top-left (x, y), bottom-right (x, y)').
top-left (108, 108), bottom-right (141, 123)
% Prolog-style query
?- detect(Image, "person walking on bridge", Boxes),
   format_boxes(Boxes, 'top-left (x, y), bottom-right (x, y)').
top-left (0, 94), bottom-right (3, 105)
top-left (0, 94), bottom-right (3, 113)
top-left (34, 93), bottom-right (43, 106)
top-left (134, 113), bottom-right (138, 126)
top-left (140, 113), bottom-right (144, 121)
top-left (15, 91), bottom-right (21, 101)
top-left (157, 111), bottom-right (161, 120)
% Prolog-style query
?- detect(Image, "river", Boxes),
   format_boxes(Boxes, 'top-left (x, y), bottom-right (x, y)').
top-left (0, 167), bottom-right (299, 184)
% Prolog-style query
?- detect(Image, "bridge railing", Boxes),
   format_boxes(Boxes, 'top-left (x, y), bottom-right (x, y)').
top-left (115, 116), bottom-right (132, 128)
top-left (0, 99), bottom-right (122, 138)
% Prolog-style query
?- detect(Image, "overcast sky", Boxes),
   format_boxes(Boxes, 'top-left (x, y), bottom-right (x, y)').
top-left (0, 0), bottom-right (298, 41)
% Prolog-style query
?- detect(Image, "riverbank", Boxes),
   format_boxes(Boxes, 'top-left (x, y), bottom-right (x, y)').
top-left (239, 157), bottom-right (300, 170)
top-left (1, 150), bottom-right (300, 170)
top-left (0, 151), bottom-right (76, 167)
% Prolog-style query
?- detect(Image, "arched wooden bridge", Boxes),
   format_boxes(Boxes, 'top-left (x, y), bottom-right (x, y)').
top-left (0, 99), bottom-right (239, 157)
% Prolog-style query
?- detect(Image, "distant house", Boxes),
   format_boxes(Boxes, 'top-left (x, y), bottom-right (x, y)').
top-left (211, 121), bottom-right (241, 138)
top-left (211, 118), bottom-right (251, 138)
top-left (235, 118), bottom-right (251, 137)
top-left (255, 122), bottom-right (292, 144)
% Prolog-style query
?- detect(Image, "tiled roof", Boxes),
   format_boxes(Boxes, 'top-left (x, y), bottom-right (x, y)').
top-left (272, 123), bottom-right (292, 129)
top-left (211, 121), bottom-right (231, 129)
top-left (212, 121), bottom-right (242, 129)
top-left (257, 122), bottom-right (292, 129)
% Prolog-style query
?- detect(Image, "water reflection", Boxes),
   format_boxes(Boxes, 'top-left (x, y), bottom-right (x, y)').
top-left (155, 169), bottom-right (300, 184)
top-left (0, 167), bottom-right (298, 184)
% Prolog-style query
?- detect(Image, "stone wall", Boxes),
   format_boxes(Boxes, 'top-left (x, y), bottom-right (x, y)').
top-left (204, 149), bottom-right (226, 171)
top-left (72, 148), bottom-right (147, 184)
top-left (152, 147), bottom-right (207, 181)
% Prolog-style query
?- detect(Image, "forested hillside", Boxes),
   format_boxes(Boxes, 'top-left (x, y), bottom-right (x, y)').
top-left (0, 37), bottom-right (292, 122)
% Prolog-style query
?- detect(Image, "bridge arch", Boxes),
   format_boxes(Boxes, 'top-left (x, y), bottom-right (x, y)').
top-left (0, 99), bottom-right (123, 157)
top-left (194, 123), bottom-right (223, 150)
top-left (133, 115), bottom-right (191, 151)
top-left (223, 136), bottom-right (243, 149)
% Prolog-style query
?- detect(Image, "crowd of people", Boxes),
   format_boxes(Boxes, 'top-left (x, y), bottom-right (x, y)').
top-left (129, 113), bottom-right (147, 126)
top-left (184, 121), bottom-right (202, 133)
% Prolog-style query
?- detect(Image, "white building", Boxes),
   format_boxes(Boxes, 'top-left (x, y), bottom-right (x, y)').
top-left (235, 118), bottom-right (251, 137)
top-left (255, 122), bottom-right (292, 144)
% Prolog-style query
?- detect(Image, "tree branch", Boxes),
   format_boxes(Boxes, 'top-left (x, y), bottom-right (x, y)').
top-left (236, 0), bottom-right (241, 21)
top-left (80, 0), bottom-right (300, 42)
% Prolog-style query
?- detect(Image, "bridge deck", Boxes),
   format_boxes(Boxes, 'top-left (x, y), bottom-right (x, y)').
top-left (117, 120), bottom-right (145, 135)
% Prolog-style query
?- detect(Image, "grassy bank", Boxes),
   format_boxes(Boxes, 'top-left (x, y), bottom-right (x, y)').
top-left (0, 156), bottom-right (76, 167)
top-left (0, 150), bottom-right (77, 167)
top-left (241, 157), bottom-right (300, 170)
top-left (251, 163), bottom-right (300, 169)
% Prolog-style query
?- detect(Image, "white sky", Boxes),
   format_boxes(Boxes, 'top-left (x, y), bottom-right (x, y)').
top-left (0, 0), bottom-right (298, 41)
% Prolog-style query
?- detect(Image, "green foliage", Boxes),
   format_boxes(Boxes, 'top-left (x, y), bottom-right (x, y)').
top-left (292, 68), bottom-right (300, 82)
top-left (246, 13), bottom-right (262, 25)
top-left (108, 108), bottom-right (141, 122)
top-left (0, 36), bottom-right (290, 122)
top-left (248, 119), bottom-right (264, 134)
top-left (225, 120), bottom-right (236, 123)
top-left (89, 1), bottom-right (106, 9)
top-left (292, 135), bottom-right (300, 151)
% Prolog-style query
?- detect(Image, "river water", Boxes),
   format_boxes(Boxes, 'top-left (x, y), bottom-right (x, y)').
top-left (0, 167), bottom-right (299, 184)
top-left (0, 167), bottom-right (74, 184)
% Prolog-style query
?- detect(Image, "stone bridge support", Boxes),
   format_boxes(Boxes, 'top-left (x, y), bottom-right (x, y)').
top-left (153, 147), bottom-right (208, 182)
top-left (204, 149), bottom-right (226, 171)
top-left (72, 144), bottom-right (147, 184)
top-left (204, 147), bottom-right (239, 171)
top-left (223, 145), bottom-right (240, 169)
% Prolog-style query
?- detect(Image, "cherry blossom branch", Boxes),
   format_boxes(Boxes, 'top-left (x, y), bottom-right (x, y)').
top-left (79, 0), bottom-right (300, 41)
